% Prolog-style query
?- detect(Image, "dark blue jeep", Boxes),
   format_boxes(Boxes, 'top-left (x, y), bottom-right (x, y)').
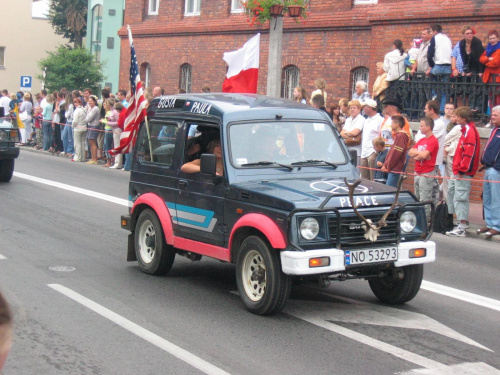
top-left (121, 93), bottom-right (435, 315)
top-left (0, 118), bottom-right (20, 182)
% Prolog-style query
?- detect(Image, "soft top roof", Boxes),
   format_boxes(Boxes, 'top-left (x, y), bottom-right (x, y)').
top-left (147, 93), bottom-right (327, 122)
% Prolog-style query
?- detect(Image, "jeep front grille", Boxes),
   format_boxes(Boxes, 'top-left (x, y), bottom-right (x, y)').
top-left (328, 210), bottom-right (399, 246)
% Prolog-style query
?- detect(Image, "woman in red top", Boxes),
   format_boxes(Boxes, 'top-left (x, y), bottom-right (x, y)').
top-left (479, 30), bottom-right (500, 107)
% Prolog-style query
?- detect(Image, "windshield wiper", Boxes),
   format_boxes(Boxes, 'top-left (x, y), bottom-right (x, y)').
top-left (241, 161), bottom-right (293, 171)
top-left (291, 159), bottom-right (338, 169)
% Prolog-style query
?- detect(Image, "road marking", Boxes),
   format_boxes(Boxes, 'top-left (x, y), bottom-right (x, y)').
top-left (13, 172), bottom-right (130, 207)
top-left (48, 284), bottom-right (230, 375)
top-left (314, 292), bottom-right (490, 351)
top-left (286, 302), bottom-right (445, 370)
top-left (421, 280), bottom-right (500, 313)
top-left (16, 172), bottom-right (497, 313)
top-left (0, 254), bottom-right (6, 260)
top-left (399, 361), bottom-right (500, 374)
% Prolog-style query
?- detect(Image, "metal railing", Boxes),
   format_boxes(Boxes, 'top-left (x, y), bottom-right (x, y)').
top-left (385, 73), bottom-right (500, 125)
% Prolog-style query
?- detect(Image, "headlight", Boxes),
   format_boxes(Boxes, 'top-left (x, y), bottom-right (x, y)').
top-left (300, 217), bottom-right (319, 240)
top-left (400, 211), bottom-right (417, 233)
top-left (0, 130), bottom-right (7, 141)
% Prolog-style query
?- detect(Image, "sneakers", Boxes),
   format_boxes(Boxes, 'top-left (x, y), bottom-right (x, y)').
top-left (446, 223), bottom-right (469, 237)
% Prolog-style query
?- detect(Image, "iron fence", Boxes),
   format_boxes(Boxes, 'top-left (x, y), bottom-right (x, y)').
top-left (385, 73), bottom-right (499, 124)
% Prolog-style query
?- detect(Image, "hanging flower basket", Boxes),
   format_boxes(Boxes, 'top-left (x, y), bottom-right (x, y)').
top-left (287, 5), bottom-right (303, 17)
top-left (243, 0), bottom-right (308, 26)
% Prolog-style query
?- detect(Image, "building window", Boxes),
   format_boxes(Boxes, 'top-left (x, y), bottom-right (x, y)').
top-left (0, 47), bottom-right (5, 67)
top-left (90, 4), bottom-right (103, 62)
top-left (353, 0), bottom-right (378, 4)
top-left (180, 64), bottom-right (192, 93)
top-left (148, 0), bottom-right (159, 15)
top-left (185, 0), bottom-right (201, 16)
top-left (351, 67), bottom-right (369, 98)
top-left (281, 65), bottom-right (300, 100)
top-left (141, 63), bottom-right (151, 89)
top-left (231, 0), bottom-right (243, 12)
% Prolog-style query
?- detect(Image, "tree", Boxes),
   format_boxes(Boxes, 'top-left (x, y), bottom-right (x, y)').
top-left (37, 46), bottom-right (105, 93)
top-left (48, 0), bottom-right (87, 48)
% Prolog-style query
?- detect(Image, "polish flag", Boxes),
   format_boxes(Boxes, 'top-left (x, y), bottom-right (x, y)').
top-left (222, 34), bottom-right (260, 93)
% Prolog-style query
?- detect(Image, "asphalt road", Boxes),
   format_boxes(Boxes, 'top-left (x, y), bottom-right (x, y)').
top-left (1, 149), bottom-right (499, 375)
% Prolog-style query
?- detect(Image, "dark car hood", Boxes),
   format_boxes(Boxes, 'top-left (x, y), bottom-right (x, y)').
top-left (231, 177), bottom-right (415, 210)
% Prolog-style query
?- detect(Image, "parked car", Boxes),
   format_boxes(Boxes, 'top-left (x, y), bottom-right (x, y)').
top-left (0, 119), bottom-right (20, 182)
top-left (120, 94), bottom-right (436, 315)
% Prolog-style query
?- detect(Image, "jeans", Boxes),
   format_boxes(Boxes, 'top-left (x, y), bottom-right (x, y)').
top-left (386, 172), bottom-right (401, 188)
top-left (431, 65), bottom-right (452, 112)
top-left (123, 152), bottom-right (132, 171)
top-left (42, 120), bottom-right (53, 151)
top-left (447, 174), bottom-right (472, 221)
top-left (62, 122), bottom-right (74, 154)
top-left (483, 167), bottom-right (500, 232)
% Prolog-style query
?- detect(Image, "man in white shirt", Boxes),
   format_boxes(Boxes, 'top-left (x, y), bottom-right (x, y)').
top-left (0, 90), bottom-right (11, 119)
top-left (427, 24), bottom-right (452, 112)
top-left (360, 99), bottom-right (383, 180)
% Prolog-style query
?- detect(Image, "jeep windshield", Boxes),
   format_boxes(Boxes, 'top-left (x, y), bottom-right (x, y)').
top-left (229, 121), bottom-right (347, 168)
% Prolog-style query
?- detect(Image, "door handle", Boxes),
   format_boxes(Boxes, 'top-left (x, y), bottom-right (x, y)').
top-left (178, 180), bottom-right (187, 190)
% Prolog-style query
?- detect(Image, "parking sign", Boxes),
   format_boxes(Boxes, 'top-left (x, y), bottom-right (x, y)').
top-left (20, 76), bottom-right (32, 91)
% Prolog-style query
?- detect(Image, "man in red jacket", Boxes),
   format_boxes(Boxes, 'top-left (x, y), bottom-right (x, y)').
top-left (446, 107), bottom-right (480, 237)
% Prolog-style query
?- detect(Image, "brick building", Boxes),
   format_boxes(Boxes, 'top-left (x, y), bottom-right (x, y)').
top-left (119, 0), bottom-right (499, 203)
top-left (119, 0), bottom-right (500, 104)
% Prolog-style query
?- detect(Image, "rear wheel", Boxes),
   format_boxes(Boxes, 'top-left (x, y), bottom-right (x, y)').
top-left (135, 209), bottom-right (175, 275)
top-left (369, 264), bottom-right (423, 304)
top-left (0, 159), bottom-right (14, 182)
top-left (236, 236), bottom-right (291, 315)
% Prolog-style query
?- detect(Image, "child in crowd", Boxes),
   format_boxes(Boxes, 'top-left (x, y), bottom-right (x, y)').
top-left (373, 137), bottom-right (388, 183)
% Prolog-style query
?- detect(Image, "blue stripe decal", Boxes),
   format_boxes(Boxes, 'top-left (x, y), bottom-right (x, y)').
top-left (165, 201), bottom-right (215, 229)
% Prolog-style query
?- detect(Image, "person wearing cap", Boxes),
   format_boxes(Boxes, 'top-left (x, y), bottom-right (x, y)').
top-left (359, 99), bottom-right (383, 180)
top-left (379, 98), bottom-right (411, 150)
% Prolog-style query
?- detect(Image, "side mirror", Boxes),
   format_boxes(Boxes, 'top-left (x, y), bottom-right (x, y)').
top-left (349, 149), bottom-right (357, 167)
top-left (200, 153), bottom-right (216, 175)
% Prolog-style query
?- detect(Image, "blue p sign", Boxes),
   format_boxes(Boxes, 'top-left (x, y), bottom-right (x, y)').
top-left (20, 76), bottom-right (32, 90)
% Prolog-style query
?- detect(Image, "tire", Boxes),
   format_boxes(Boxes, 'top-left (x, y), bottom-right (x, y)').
top-left (369, 264), bottom-right (424, 304)
top-left (134, 209), bottom-right (175, 275)
top-left (236, 235), bottom-right (291, 315)
top-left (0, 159), bottom-right (14, 182)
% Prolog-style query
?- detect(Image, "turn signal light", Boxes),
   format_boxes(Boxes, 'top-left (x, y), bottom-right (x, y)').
top-left (309, 257), bottom-right (330, 268)
top-left (121, 219), bottom-right (128, 227)
top-left (409, 248), bottom-right (426, 258)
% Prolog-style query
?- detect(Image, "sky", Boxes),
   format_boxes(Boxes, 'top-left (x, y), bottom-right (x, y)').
top-left (32, 0), bottom-right (50, 19)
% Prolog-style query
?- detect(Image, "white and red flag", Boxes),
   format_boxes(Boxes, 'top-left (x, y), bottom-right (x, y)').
top-left (110, 26), bottom-right (147, 156)
top-left (222, 34), bottom-right (260, 93)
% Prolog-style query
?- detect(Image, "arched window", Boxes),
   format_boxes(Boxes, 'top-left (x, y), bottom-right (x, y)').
top-left (140, 62), bottom-right (151, 89)
top-left (281, 65), bottom-right (300, 100)
top-left (351, 67), bottom-right (369, 98)
top-left (180, 63), bottom-right (192, 93)
top-left (90, 5), bottom-right (103, 62)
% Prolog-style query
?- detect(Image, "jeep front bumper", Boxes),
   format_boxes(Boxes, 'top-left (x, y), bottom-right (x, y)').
top-left (280, 241), bottom-right (436, 275)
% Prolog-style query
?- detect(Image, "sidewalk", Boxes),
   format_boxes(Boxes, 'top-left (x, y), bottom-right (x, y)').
top-left (456, 202), bottom-right (500, 242)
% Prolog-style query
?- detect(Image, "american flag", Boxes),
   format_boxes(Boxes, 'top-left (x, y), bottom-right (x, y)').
top-left (110, 26), bottom-right (147, 156)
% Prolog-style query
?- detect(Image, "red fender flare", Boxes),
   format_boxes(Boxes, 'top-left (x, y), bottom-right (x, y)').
top-left (131, 193), bottom-right (174, 244)
top-left (229, 213), bottom-right (287, 250)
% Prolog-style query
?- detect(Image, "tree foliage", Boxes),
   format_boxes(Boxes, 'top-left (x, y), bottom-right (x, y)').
top-left (37, 46), bottom-right (105, 93)
top-left (48, 0), bottom-right (88, 48)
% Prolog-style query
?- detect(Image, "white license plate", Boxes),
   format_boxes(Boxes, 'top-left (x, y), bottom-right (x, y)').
top-left (345, 247), bottom-right (397, 266)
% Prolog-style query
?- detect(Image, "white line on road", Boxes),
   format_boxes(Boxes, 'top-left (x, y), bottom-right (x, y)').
top-left (48, 284), bottom-right (231, 375)
top-left (421, 280), bottom-right (500, 313)
top-left (0, 254), bottom-right (6, 260)
top-left (13, 172), bottom-right (130, 207)
top-left (17, 172), bottom-right (499, 314)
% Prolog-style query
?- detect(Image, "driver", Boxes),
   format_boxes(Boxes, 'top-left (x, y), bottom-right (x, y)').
top-left (254, 127), bottom-right (281, 161)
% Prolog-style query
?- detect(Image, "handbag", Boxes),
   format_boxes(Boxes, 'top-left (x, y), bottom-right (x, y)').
top-left (344, 132), bottom-right (362, 146)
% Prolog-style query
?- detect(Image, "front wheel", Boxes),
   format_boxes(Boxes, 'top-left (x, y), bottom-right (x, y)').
top-left (369, 264), bottom-right (423, 304)
top-left (135, 209), bottom-right (175, 275)
top-left (0, 159), bottom-right (15, 182)
top-left (236, 236), bottom-right (291, 315)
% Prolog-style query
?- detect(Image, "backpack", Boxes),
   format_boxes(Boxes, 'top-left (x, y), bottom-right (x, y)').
top-left (433, 201), bottom-right (454, 234)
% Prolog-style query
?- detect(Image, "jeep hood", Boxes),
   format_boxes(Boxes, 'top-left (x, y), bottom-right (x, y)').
top-left (232, 178), bottom-right (415, 211)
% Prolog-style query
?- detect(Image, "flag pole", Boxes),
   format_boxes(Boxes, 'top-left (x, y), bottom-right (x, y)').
top-left (144, 114), bottom-right (154, 162)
